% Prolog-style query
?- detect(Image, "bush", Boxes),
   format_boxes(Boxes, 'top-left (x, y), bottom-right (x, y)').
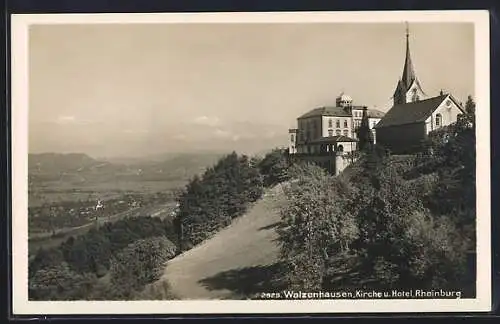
top-left (109, 236), bottom-right (177, 299)
top-left (176, 152), bottom-right (264, 249)
top-left (29, 262), bottom-right (96, 300)
top-left (278, 163), bottom-right (359, 290)
top-left (258, 148), bottom-right (291, 187)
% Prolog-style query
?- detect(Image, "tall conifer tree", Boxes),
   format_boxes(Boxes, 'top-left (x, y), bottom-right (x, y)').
top-left (357, 107), bottom-right (374, 151)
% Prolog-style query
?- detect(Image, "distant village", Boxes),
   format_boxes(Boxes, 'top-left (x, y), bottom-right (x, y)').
top-left (288, 25), bottom-right (466, 175)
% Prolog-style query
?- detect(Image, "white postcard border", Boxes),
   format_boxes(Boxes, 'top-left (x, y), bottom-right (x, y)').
top-left (11, 10), bottom-right (491, 314)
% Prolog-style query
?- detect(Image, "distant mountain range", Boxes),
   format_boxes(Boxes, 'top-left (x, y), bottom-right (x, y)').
top-left (28, 152), bottom-right (226, 183)
top-left (29, 153), bottom-right (108, 173)
top-left (27, 147), bottom-right (285, 185)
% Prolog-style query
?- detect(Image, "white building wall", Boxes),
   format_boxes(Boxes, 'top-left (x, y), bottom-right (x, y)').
top-left (424, 96), bottom-right (464, 134)
top-left (322, 116), bottom-right (352, 138)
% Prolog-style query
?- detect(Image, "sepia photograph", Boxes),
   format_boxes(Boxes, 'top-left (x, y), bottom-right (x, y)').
top-left (11, 11), bottom-right (491, 314)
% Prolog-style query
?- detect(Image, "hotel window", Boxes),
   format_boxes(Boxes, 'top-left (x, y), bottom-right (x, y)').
top-left (336, 129), bottom-right (341, 136)
top-left (336, 120), bottom-right (340, 128)
top-left (328, 119), bottom-right (333, 128)
top-left (328, 129), bottom-right (333, 137)
top-left (344, 120), bottom-right (348, 128)
top-left (343, 130), bottom-right (349, 137)
top-left (436, 113), bottom-right (442, 127)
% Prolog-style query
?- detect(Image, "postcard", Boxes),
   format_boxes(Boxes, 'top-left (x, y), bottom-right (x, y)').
top-left (10, 10), bottom-right (491, 314)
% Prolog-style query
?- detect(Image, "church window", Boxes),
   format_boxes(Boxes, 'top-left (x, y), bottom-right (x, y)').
top-left (344, 120), bottom-right (348, 128)
top-left (328, 119), bottom-right (333, 128)
top-left (328, 129), bottom-right (333, 137)
top-left (411, 88), bottom-right (420, 102)
top-left (336, 120), bottom-right (340, 128)
top-left (335, 129), bottom-right (341, 136)
top-left (435, 113), bottom-right (442, 127)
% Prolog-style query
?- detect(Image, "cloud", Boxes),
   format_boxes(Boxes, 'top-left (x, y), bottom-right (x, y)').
top-left (213, 128), bottom-right (231, 138)
top-left (192, 115), bottom-right (221, 127)
top-left (54, 115), bottom-right (102, 126)
top-left (122, 129), bottom-right (149, 134)
top-left (56, 115), bottom-right (76, 124)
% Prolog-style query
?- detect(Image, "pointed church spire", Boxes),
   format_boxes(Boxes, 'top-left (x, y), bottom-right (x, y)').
top-left (401, 22), bottom-right (416, 89)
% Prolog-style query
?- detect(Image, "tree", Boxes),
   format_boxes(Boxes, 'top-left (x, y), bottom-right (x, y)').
top-left (29, 247), bottom-right (65, 278)
top-left (258, 148), bottom-right (290, 187)
top-left (356, 107), bottom-right (374, 152)
top-left (278, 163), bottom-right (359, 290)
top-left (356, 159), bottom-right (469, 290)
top-left (109, 236), bottom-right (177, 299)
top-left (465, 95), bottom-right (476, 115)
top-left (176, 152), bottom-right (265, 248)
top-left (29, 262), bottom-right (96, 300)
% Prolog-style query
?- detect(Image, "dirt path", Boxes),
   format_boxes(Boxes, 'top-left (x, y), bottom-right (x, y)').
top-left (156, 184), bottom-right (288, 300)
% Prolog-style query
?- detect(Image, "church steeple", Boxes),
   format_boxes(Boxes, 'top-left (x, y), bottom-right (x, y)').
top-left (401, 22), bottom-right (416, 90)
top-left (392, 22), bottom-right (426, 106)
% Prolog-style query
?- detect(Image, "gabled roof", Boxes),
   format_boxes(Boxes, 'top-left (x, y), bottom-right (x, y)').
top-left (374, 94), bottom-right (462, 129)
top-left (298, 106), bottom-right (354, 119)
top-left (309, 135), bottom-right (358, 144)
top-left (367, 109), bottom-right (385, 118)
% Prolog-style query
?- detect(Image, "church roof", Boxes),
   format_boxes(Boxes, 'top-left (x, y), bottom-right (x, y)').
top-left (375, 95), bottom-right (450, 128)
top-left (309, 135), bottom-right (358, 143)
top-left (298, 106), bottom-right (355, 119)
top-left (401, 30), bottom-right (416, 90)
top-left (393, 24), bottom-right (426, 96)
top-left (367, 109), bottom-right (385, 118)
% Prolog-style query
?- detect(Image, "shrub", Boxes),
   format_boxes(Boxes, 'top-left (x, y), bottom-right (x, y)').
top-left (278, 163), bottom-right (359, 290)
top-left (29, 262), bottom-right (96, 300)
top-left (176, 152), bottom-right (264, 249)
top-left (109, 236), bottom-right (177, 299)
top-left (258, 148), bottom-right (291, 187)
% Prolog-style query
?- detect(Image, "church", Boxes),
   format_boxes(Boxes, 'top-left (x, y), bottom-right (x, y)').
top-left (374, 26), bottom-right (466, 154)
top-left (287, 24), bottom-right (466, 173)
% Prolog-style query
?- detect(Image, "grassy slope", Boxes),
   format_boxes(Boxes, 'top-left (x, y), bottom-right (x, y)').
top-left (149, 183), bottom-right (288, 300)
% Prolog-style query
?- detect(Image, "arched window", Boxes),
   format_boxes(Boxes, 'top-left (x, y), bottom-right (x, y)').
top-left (335, 129), bottom-right (341, 136)
top-left (411, 88), bottom-right (420, 102)
top-left (328, 129), bottom-right (333, 137)
top-left (337, 145), bottom-right (344, 152)
top-left (436, 113), bottom-right (442, 127)
top-left (343, 130), bottom-right (349, 137)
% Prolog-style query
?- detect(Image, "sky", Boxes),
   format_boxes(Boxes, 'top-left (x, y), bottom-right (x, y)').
top-left (28, 22), bottom-right (475, 158)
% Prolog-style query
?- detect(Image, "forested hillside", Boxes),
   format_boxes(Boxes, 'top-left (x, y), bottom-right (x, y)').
top-left (28, 101), bottom-right (476, 300)
top-left (28, 150), bottom-right (276, 300)
top-left (276, 103), bottom-right (476, 295)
